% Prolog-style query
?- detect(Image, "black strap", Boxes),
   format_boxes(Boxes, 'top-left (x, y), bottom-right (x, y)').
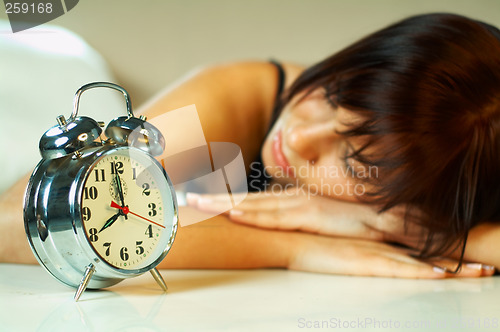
top-left (246, 60), bottom-right (287, 192)
top-left (268, 60), bottom-right (286, 132)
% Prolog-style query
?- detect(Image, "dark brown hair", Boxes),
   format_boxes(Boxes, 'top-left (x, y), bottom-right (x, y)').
top-left (285, 13), bottom-right (500, 260)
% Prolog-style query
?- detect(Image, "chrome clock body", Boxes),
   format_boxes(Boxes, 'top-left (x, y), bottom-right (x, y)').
top-left (23, 82), bottom-right (178, 301)
top-left (24, 144), bottom-right (178, 289)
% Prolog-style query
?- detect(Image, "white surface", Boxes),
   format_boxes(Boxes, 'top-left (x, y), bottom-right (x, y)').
top-left (0, 264), bottom-right (499, 332)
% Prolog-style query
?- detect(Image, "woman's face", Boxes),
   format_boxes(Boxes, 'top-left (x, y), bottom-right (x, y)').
top-left (261, 89), bottom-right (375, 201)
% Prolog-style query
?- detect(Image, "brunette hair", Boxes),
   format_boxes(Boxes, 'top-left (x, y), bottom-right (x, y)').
top-left (284, 13), bottom-right (500, 260)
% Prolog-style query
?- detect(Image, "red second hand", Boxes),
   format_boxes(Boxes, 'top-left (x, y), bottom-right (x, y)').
top-left (110, 201), bottom-right (165, 229)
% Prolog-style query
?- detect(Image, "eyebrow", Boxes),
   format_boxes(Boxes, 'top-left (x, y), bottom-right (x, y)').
top-left (325, 95), bottom-right (339, 111)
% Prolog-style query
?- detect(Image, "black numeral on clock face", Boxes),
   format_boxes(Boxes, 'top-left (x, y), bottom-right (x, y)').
top-left (82, 207), bottom-right (92, 221)
top-left (142, 183), bottom-right (151, 196)
top-left (94, 169), bottom-right (106, 182)
top-left (103, 242), bottom-right (111, 256)
top-left (148, 203), bottom-right (157, 217)
top-left (145, 224), bottom-right (153, 238)
top-left (120, 247), bottom-right (129, 261)
top-left (136, 241), bottom-right (144, 255)
top-left (89, 228), bottom-right (98, 242)
top-left (111, 161), bottom-right (124, 175)
top-left (83, 186), bottom-right (98, 200)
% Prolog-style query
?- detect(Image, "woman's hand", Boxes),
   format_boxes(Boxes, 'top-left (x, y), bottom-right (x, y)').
top-left (285, 231), bottom-right (494, 278)
top-left (187, 188), bottom-right (422, 247)
top-left (187, 189), bottom-right (495, 277)
top-left (164, 208), bottom-right (493, 278)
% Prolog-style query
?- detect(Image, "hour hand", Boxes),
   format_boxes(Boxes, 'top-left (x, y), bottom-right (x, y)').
top-left (98, 213), bottom-right (120, 233)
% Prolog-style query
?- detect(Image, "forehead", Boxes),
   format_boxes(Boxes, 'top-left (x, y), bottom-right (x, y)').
top-left (294, 87), bottom-right (368, 137)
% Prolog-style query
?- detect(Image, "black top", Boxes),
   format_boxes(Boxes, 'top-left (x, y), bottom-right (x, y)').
top-left (246, 61), bottom-right (286, 192)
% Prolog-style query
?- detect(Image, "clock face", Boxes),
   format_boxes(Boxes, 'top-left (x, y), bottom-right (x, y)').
top-left (81, 148), bottom-right (176, 271)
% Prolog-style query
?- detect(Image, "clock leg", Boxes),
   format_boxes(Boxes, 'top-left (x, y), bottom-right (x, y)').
top-left (150, 267), bottom-right (168, 292)
top-left (74, 263), bottom-right (96, 301)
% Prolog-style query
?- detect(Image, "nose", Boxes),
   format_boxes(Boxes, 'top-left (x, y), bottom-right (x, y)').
top-left (286, 120), bottom-right (338, 161)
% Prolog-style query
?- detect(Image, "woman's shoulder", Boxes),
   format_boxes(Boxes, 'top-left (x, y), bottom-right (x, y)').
top-left (196, 60), bottom-right (304, 89)
top-left (279, 62), bottom-right (305, 89)
top-left (190, 60), bottom-right (304, 116)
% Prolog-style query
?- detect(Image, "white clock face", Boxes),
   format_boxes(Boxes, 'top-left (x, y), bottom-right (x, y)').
top-left (81, 148), bottom-right (176, 270)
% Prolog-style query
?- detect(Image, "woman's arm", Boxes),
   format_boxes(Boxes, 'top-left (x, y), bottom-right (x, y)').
top-left (0, 174), bottom-right (37, 264)
top-left (2, 172), bottom-right (487, 278)
top-left (454, 222), bottom-right (500, 270)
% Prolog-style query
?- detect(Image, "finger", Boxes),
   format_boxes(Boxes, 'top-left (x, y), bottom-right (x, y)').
top-left (187, 192), bottom-right (261, 206)
top-left (389, 248), bottom-right (495, 278)
top-left (332, 254), bottom-right (459, 279)
top-left (287, 238), bottom-right (446, 279)
top-left (430, 261), bottom-right (496, 278)
top-left (186, 192), bottom-right (232, 214)
top-left (187, 191), bottom-right (305, 213)
top-left (291, 237), bottom-right (487, 279)
top-left (416, 255), bottom-right (497, 278)
top-left (480, 264), bottom-right (496, 276)
top-left (232, 194), bottom-right (303, 211)
top-left (396, 251), bottom-right (495, 278)
top-left (228, 187), bottom-right (304, 202)
top-left (229, 207), bottom-right (383, 239)
top-left (229, 209), bottom-right (305, 231)
top-left (188, 187), bottom-right (306, 205)
top-left (349, 245), bottom-right (453, 279)
top-left (185, 192), bottom-right (201, 207)
top-left (460, 264), bottom-right (495, 277)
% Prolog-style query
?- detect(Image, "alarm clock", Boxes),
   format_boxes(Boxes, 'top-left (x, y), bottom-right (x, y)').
top-left (23, 82), bottom-right (178, 301)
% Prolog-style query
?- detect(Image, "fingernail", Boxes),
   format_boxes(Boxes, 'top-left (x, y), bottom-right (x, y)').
top-left (229, 209), bottom-right (243, 216)
top-left (186, 193), bottom-right (200, 206)
top-left (482, 264), bottom-right (495, 271)
top-left (198, 197), bottom-right (213, 206)
top-left (465, 263), bottom-right (483, 270)
top-left (433, 266), bottom-right (447, 274)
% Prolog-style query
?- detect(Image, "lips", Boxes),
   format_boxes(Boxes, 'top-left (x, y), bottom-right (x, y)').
top-left (272, 130), bottom-right (295, 178)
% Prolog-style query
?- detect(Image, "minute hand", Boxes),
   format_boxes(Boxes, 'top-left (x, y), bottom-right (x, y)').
top-left (110, 201), bottom-right (165, 229)
top-left (115, 173), bottom-right (127, 220)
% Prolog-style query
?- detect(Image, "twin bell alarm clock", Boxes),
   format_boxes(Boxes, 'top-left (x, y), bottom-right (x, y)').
top-left (23, 82), bottom-right (178, 301)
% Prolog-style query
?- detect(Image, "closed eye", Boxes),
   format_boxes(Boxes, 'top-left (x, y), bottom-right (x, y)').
top-left (342, 142), bottom-right (356, 177)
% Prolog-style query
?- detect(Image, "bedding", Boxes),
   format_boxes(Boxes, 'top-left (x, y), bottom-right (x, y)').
top-left (0, 20), bottom-right (124, 194)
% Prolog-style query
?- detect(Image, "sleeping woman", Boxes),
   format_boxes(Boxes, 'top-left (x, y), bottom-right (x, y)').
top-left (2, 13), bottom-right (500, 278)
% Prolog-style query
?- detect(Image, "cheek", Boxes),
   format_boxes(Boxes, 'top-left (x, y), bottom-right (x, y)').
top-left (260, 135), bottom-right (273, 168)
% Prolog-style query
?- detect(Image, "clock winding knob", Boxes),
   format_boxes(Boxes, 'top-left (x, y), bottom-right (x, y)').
top-left (105, 116), bottom-right (165, 156)
top-left (39, 115), bottom-right (102, 160)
